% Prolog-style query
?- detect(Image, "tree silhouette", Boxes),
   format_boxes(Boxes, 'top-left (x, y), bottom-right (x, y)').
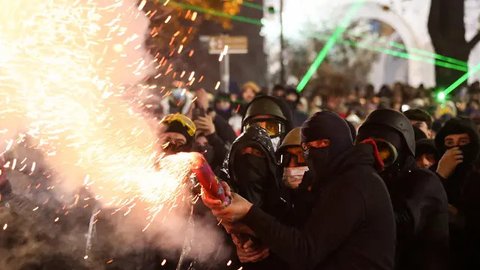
top-left (428, 0), bottom-right (480, 88)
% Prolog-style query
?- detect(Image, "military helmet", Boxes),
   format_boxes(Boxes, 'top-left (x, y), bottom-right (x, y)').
top-left (244, 96), bottom-right (287, 124)
top-left (359, 109), bottom-right (415, 156)
top-left (278, 127), bottom-right (301, 153)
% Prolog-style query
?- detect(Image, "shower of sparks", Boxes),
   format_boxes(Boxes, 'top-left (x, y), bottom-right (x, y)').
top-left (0, 0), bottom-right (197, 223)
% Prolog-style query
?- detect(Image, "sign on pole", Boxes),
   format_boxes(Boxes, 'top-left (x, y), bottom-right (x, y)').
top-left (205, 35), bottom-right (248, 93)
top-left (208, 36), bottom-right (248, 55)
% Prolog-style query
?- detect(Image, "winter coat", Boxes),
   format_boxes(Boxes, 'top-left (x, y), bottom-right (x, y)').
top-left (220, 125), bottom-right (292, 270)
top-left (383, 156), bottom-right (449, 270)
top-left (242, 144), bottom-right (396, 270)
top-left (221, 125), bottom-right (290, 219)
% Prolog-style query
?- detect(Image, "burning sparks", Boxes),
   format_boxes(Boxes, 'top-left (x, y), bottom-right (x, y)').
top-left (0, 0), bottom-right (197, 225)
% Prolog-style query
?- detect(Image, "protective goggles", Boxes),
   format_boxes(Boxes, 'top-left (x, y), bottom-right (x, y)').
top-left (244, 118), bottom-right (285, 138)
top-left (279, 151), bottom-right (306, 167)
top-left (161, 113), bottom-right (196, 137)
top-left (372, 138), bottom-right (398, 167)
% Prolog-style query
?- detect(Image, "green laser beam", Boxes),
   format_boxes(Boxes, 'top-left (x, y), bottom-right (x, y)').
top-left (296, 0), bottom-right (365, 92)
top-left (387, 41), bottom-right (468, 67)
top-left (242, 1), bottom-right (263, 11)
top-left (169, 1), bottom-right (263, 26)
top-left (313, 35), bottom-right (468, 72)
top-left (443, 63), bottom-right (480, 95)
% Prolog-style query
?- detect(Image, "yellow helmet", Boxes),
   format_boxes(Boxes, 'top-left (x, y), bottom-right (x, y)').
top-left (160, 113), bottom-right (196, 138)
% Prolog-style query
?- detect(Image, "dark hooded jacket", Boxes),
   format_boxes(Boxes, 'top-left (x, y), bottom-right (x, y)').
top-left (221, 95), bottom-right (295, 217)
top-left (382, 156), bottom-right (449, 270)
top-left (242, 143), bottom-right (396, 270)
top-left (434, 117), bottom-right (480, 269)
top-left (358, 110), bottom-right (449, 270)
top-left (221, 125), bottom-right (290, 219)
top-left (219, 125), bottom-right (291, 270)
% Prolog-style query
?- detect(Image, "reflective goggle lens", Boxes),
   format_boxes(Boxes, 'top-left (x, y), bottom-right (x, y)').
top-left (245, 120), bottom-right (284, 137)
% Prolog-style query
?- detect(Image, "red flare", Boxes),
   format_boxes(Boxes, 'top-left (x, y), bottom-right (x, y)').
top-left (190, 152), bottom-right (230, 205)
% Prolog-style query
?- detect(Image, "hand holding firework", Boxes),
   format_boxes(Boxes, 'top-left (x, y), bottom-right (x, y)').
top-left (190, 152), bottom-right (231, 206)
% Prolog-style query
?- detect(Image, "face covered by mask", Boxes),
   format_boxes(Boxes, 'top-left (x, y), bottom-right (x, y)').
top-left (282, 166), bottom-right (309, 189)
top-left (458, 145), bottom-right (477, 166)
top-left (304, 147), bottom-right (330, 179)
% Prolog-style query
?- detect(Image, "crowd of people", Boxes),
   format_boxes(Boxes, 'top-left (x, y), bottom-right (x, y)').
top-left (1, 79), bottom-right (480, 270)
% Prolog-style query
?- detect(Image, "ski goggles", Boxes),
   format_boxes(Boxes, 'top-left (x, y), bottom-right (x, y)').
top-left (244, 119), bottom-right (285, 138)
top-left (278, 147), bottom-right (306, 167)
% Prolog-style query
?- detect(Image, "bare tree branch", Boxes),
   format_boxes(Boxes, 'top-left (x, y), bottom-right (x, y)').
top-left (469, 31), bottom-right (480, 50)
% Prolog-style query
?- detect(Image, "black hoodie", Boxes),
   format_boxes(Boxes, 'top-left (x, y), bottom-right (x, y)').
top-left (242, 144), bottom-right (396, 270)
top-left (221, 125), bottom-right (290, 219)
top-left (383, 156), bottom-right (449, 270)
top-left (435, 117), bottom-right (480, 269)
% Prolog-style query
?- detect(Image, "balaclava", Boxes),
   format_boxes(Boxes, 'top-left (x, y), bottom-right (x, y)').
top-left (435, 117), bottom-right (480, 167)
top-left (301, 111), bottom-right (353, 178)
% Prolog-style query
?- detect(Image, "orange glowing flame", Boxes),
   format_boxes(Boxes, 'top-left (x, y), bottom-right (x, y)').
top-left (0, 0), bottom-right (192, 220)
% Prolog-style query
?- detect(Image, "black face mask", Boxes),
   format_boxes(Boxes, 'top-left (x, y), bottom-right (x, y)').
top-left (304, 148), bottom-right (330, 179)
top-left (445, 144), bottom-right (477, 173)
top-left (459, 145), bottom-right (477, 165)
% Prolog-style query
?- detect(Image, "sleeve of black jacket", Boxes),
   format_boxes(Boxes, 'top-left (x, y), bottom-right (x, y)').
top-left (394, 170), bottom-right (449, 270)
top-left (242, 182), bottom-right (365, 270)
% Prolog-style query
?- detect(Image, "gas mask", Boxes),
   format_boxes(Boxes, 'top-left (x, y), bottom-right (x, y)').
top-left (373, 138), bottom-right (399, 168)
top-left (282, 166), bottom-right (308, 189)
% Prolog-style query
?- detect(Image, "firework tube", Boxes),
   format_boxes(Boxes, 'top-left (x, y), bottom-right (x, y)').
top-left (190, 152), bottom-right (231, 205)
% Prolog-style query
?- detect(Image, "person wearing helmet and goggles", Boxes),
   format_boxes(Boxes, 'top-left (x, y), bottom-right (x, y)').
top-left (357, 109), bottom-right (448, 270)
top-left (242, 95), bottom-right (293, 151)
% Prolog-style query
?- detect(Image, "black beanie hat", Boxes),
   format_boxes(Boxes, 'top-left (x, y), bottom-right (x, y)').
top-left (301, 111), bottom-right (353, 157)
top-left (416, 139), bottom-right (440, 160)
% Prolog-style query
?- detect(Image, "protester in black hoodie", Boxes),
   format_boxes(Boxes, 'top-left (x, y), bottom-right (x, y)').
top-left (204, 111), bottom-right (396, 270)
top-left (221, 96), bottom-right (294, 215)
top-left (357, 109), bottom-right (449, 270)
top-left (435, 117), bottom-right (480, 269)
